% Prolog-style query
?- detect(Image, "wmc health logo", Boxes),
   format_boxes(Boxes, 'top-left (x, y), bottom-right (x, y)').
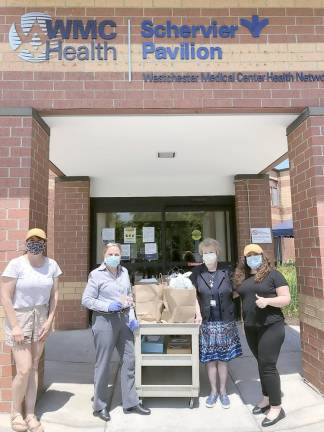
top-left (9, 12), bottom-right (117, 63)
top-left (9, 12), bottom-right (55, 63)
top-left (8, 12), bottom-right (269, 64)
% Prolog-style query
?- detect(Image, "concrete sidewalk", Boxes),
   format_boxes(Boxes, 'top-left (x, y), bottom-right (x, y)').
top-left (1, 324), bottom-right (324, 432)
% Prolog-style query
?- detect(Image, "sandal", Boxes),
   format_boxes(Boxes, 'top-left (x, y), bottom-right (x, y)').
top-left (25, 415), bottom-right (44, 432)
top-left (11, 413), bottom-right (28, 432)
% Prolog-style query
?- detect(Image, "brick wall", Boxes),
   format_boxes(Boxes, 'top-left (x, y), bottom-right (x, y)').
top-left (47, 169), bottom-right (57, 259)
top-left (278, 170), bottom-right (293, 221)
top-left (1, 0), bottom-right (324, 6)
top-left (287, 111), bottom-right (324, 393)
top-left (269, 175), bottom-right (281, 224)
top-left (53, 177), bottom-right (90, 330)
top-left (234, 174), bottom-right (275, 263)
top-left (0, 114), bottom-right (50, 269)
top-left (0, 111), bottom-right (49, 412)
top-left (278, 170), bottom-right (295, 262)
top-left (300, 321), bottom-right (324, 393)
top-left (281, 237), bottom-right (295, 262)
top-left (269, 169), bottom-right (295, 262)
top-left (269, 169), bottom-right (292, 223)
top-left (0, 6), bottom-right (324, 111)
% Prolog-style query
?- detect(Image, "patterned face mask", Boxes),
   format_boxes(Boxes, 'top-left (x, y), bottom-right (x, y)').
top-left (26, 240), bottom-right (46, 255)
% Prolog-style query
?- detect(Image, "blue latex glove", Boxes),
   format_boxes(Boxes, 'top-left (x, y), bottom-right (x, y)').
top-left (127, 307), bottom-right (139, 331)
top-left (127, 319), bottom-right (139, 332)
top-left (107, 301), bottom-right (123, 312)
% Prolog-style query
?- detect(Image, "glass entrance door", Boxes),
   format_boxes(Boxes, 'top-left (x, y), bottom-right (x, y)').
top-left (91, 197), bottom-right (236, 283)
top-left (96, 211), bottom-right (163, 283)
top-left (165, 209), bottom-right (233, 270)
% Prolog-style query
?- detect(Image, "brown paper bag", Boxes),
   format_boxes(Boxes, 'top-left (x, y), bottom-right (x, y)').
top-left (133, 284), bottom-right (164, 323)
top-left (161, 287), bottom-right (196, 323)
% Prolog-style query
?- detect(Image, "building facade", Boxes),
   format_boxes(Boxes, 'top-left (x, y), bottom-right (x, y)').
top-left (269, 166), bottom-right (296, 263)
top-left (0, 0), bottom-right (324, 411)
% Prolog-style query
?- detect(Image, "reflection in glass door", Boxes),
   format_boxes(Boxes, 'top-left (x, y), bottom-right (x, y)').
top-left (165, 210), bottom-right (232, 269)
top-left (96, 211), bottom-right (163, 283)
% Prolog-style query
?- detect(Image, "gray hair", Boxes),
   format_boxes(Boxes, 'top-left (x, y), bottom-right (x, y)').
top-left (199, 238), bottom-right (222, 256)
top-left (104, 242), bottom-right (122, 253)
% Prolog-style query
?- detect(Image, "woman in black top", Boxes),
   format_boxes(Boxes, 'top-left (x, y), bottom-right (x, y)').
top-left (234, 243), bottom-right (291, 428)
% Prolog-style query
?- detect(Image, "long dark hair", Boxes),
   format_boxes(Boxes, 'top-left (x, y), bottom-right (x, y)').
top-left (233, 254), bottom-right (272, 288)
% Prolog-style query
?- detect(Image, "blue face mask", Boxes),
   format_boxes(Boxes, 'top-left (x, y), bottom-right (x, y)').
top-left (104, 255), bottom-right (121, 268)
top-left (246, 255), bottom-right (263, 270)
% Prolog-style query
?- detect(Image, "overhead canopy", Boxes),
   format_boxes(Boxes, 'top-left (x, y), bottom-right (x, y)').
top-left (45, 114), bottom-right (297, 198)
top-left (272, 220), bottom-right (294, 237)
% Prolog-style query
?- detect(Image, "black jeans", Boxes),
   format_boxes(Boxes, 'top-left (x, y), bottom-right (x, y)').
top-left (244, 320), bottom-right (285, 406)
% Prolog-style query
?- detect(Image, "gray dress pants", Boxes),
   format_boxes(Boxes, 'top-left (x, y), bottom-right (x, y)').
top-left (92, 311), bottom-right (139, 411)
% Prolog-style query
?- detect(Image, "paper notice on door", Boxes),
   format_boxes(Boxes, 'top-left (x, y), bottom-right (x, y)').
top-left (124, 227), bottom-right (136, 243)
top-left (143, 227), bottom-right (155, 243)
top-left (145, 242), bottom-right (158, 260)
top-left (121, 244), bottom-right (131, 260)
top-left (102, 228), bottom-right (115, 242)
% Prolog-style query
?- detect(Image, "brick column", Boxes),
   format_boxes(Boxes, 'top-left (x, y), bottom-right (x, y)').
top-left (53, 177), bottom-right (90, 330)
top-left (287, 108), bottom-right (324, 394)
top-left (0, 108), bottom-right (50, 412)
top-left (234, 174), bottom-right (274, 263)
top-left (47, 169), bottom-right (57, 260)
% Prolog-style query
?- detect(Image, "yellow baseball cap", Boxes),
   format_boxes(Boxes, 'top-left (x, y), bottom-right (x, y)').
top-left (26, 228), bottom-right (47, 241)
top-left (243, 243), bottom-right (263, 256)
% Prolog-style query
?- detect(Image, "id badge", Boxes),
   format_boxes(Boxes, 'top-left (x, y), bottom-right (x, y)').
top-left (210, 299), bottom-right (216, 307)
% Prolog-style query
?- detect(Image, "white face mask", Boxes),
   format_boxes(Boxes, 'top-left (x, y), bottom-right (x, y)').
top-left (203, 252), bottom-right (217, 266)
top-left (246, 255), bottom-right (262, 270)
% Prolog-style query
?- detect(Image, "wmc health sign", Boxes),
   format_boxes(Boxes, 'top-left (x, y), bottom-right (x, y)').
top-left (9, 12), bottom-right (117, 62)
top-left (9, 12), bottom-right (269, 63)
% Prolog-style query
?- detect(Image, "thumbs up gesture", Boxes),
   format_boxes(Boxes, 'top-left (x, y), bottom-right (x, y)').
top-left (255, 294), bottom-right (268, 309)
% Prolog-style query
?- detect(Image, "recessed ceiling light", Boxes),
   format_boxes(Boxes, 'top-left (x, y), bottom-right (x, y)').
top-left (157, 152), bottom-right (176, 158)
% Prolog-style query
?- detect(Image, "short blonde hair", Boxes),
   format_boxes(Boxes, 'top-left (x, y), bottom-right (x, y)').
top-left (199, 238), bottom-right (222, 256)
top-left (104, 242), bottom-right (122, 253)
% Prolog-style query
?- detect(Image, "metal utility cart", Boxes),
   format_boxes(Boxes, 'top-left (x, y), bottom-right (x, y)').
top-left (134, 323), bottom-right (200, 408)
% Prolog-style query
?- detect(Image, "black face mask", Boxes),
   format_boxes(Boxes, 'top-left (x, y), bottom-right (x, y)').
top-left (26, 240), bottom-right (46, 255)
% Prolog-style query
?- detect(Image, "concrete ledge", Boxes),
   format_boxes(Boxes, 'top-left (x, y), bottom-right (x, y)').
top-left (55, 176), bottom-right (90, 183)
top-left (286, 107), bottom-right (324, 136)
top-left (0, 107), bottom-right (50, 135)
top-left (234, 174), bottom-right (269, 181)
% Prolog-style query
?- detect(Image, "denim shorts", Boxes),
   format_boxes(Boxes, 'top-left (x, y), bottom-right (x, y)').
top-left (5, 304), bottom-right (49, 347)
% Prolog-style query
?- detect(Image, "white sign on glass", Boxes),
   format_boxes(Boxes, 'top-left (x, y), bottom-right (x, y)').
top-left (250, 228), bottom-right (272, 244)
top-left (144, 242), bottom-right (158, 260)
top-left (102, 228), bottom-right (115, 242)
top-left (143, 226), bottom-right (155, 243)
top-left (121, 244), bottom-right (131, 260)
top-left (124, 227), bottom-right (136, 243)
